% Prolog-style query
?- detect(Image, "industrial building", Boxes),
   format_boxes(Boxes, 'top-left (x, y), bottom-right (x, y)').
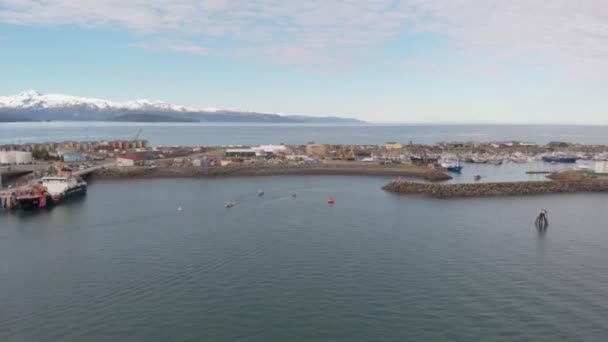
top-left (56, 149), bottom-right (87, 163)
top-left (0, 151), bottom-right (33, 165)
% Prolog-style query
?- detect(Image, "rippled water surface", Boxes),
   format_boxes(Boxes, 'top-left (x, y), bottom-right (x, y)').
top-left (2, 122), bottom-right (608, 145)
top-left (2, 176), bottom-right (608, 341)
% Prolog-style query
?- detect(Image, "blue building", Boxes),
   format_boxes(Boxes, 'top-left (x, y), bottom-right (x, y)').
top-left (62, 153), bottom-right (87, 162)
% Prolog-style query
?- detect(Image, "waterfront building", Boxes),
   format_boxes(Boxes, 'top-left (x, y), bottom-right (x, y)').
top-left (57, 149), bottom-right (87, 163)
top-left (258, 145), bottom-right (287, 154)
top-left (225, 148), bottom-right (257, 158)
top-left (116, 156), bottom-right (138, 167)
top-left (0, 151), bottom-right (16, 164)
top-left (595, 161), bottom-right (608, 174)
top-left (384, 142), bottom-right (403, 150)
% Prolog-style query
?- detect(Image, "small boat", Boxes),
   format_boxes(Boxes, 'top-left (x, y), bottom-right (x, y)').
top-left (291, 193), bottom-right (297, 198)
top-left (226, 201), bottom-right (237, 208)
top-left (474, 175), bottom-right (482, 181)
top-left (327, 197), bottom-right (335, 204)
top-left (257, 189), bottom-right (264, 197)
top-left (490, 160), bottom-right (503, 165)
top-left (463, 155), bottom-right (488, 163)
top-left (471, 157), bottom-right (488, 164)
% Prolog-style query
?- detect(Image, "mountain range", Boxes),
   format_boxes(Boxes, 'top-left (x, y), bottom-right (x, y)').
top-left (0, 90), bottom-right (363, 123)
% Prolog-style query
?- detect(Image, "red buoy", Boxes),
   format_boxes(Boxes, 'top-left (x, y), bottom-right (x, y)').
top-left (327, 197), bottom-right (335, 204)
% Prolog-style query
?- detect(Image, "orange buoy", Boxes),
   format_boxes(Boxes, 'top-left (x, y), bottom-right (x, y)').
top-left (327, 197), bottom-right (335, 204)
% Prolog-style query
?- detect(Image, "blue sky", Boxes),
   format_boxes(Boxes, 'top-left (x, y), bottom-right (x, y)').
top-left (0, 1), bottom-right (607, 124)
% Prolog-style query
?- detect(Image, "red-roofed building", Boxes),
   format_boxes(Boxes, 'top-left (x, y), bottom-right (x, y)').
top-left (116, 155), bottom-right (139, 167)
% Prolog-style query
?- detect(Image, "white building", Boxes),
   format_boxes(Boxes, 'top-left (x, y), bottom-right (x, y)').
top-left (595, 161), bottom-right (608, 174)
top-left (116, 156), bottom-right (138, 167)
top-left (15, 151), bottom-right (33, 164)
top-left (0, 151), bottom-right (16, 164)
top-left (258, 145), bottom-right (287, 154)
top-left (0, 151), bottom-right (32, 164)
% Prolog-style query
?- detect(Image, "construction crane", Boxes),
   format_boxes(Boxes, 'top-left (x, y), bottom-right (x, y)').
top-left (133, 129), bottom-right (143, 141)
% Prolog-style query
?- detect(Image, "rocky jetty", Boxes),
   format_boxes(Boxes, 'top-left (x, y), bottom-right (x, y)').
top-left (383, 179), bottom-right (608, 198)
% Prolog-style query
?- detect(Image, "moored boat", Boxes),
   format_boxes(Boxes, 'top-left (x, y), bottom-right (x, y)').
top-left (41, 175), bottom-right (88, 203)
top-left (441, 160), bottom-right (463, 173)
top-left (2, 169), bottom-right (87, 210)
top-left (542, 156), bottom-right (577, 163)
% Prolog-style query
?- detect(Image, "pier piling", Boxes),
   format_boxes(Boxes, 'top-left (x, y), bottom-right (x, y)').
top-left (535, 209), bottom-right (549, 229)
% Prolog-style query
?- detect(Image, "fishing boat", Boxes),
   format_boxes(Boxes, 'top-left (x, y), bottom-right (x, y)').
top-left (542, 156), bottom-right (577, 163)
top-left (441, 160), bottom-right (463, 173)
top-left (41, 175), bottom-right (87, 200)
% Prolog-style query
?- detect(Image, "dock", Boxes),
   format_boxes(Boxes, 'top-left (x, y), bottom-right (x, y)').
top-left (525, 171), bottom-right (552, 174)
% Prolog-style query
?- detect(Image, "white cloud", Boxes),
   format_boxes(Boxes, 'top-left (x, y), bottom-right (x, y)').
top-left (1, 0), bottom-right (608, 81)
top-left (0, 0), bottom-right (412, 66)
top-left (408, 0), bottom-right (608, 82)
top-left (130, 40), bottom-right (209, 56)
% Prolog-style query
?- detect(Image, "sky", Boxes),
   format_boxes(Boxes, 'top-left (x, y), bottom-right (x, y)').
top-left (0, 0), bottom-right (607, 124)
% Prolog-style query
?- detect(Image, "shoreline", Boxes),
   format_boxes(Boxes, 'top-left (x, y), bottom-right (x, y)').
top-left (89, 164), bottom-right (452, 181)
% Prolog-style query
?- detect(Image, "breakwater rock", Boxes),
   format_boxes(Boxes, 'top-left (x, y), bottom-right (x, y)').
top-left (382, 180), bottom-right (608, 198)
top-left (91, 165), bottom-right (452, 181)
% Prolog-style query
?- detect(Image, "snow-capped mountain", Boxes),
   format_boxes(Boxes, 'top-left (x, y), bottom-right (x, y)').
top-left (0, 90), bottom-right (211, 112)
top-left (0, 90), bottom-right (362, 123)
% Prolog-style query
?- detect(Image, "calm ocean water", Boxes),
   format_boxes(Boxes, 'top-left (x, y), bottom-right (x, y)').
top-left (2, 122), bottom-right (608, 146)
top-left (2, 177), bottom-right (608, 341)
